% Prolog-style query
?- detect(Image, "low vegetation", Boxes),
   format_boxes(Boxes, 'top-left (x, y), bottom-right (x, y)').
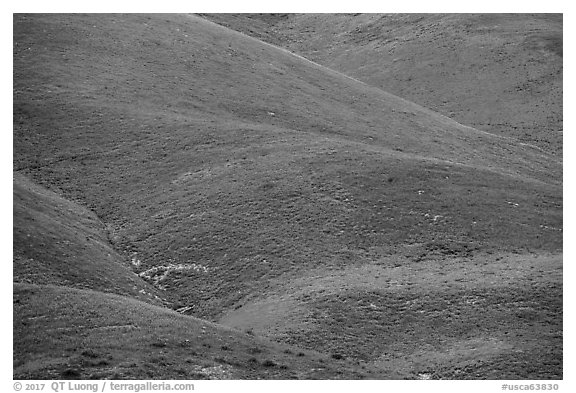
top-left (202, 13), bottom-right (563, 155)
top-left (13, 13), bottom-right (562, 379)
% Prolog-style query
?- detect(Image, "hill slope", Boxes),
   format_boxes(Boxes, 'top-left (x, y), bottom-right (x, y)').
top-left (13, 13), bottom-right (562, 379)
top-left (13, 172), bottom-right (163, 304)
top-left (14, 283), bottom-right (373, 379)
top-left (13, 172), bottom-right (379, 379)
top-left (200, 13), bottom-right (563, 155)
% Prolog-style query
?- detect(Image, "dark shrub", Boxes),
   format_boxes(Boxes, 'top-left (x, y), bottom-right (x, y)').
top-left (262, 359), bottom-right (276, 367)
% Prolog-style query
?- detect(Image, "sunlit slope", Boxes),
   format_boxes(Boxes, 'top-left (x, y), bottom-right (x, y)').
top-left (14, 14), bottom-right (559, 180)
top-left (14, 283), bottom-right (373, 379)
top-left (219, 252), bottom-right (562, 379)
top-left (13, 173), bottom-right (378, 379)
top-left (14, 13), bottom-right (561, 321)
top-left (201, 13), bottom-right (563, 155)
top-left (13, 173), bottom-right (162, 304)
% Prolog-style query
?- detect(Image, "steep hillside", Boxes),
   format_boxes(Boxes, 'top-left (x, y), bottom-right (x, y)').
top-left (13, 172), bottom-right (163, 304)
top-left (13, 13), bottom-right (562, 379)
top-left (201, 13), bottom-right (563, 155)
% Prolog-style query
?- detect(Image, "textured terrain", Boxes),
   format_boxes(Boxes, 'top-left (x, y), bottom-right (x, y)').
top-left (202, 13), bottom-right (563, 155)
top-left (13, 13), bottom-right (562, 379)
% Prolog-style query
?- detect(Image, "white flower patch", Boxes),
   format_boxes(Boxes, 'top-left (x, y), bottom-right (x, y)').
top-left (139, 263), bottom-right (211, 288)
top-left (190, 364), bottom-right (233, 380)
top-left (423, 213), bottom-right (443, 223)
top-left (539, 224), bottom-right (562, 231)
top-left (175, 306), bottom-right (193, 314)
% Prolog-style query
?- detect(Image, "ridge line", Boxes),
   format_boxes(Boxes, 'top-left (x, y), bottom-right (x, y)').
top-left (191, 14), bottom-right (560, 163)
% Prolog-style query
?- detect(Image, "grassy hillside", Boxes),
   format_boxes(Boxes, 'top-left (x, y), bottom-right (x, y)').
top-left (220, 252), bottom-right (562, 379)
top-left (13, 13), bottom-right (562, 379)
top-left (201, 13), bottom-right (563, 155)
top-left (13, 173), bottom-right (378, 379)
top-left (14, 283), bottom-right (373, 379)
top-left (13, 172), bottom-right (163, 304)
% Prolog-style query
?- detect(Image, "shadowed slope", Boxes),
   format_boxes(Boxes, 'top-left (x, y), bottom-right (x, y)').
top-left (14, 283), bottom-right (375, 379)
top-left (13, 172), bottom-right (163, 304)
top-left (219, 252), bottom-right (562, 379)
top-left (13, 173), bottom-right (379, 379)
top-left (13, 13), bottom-right (562, 379)
top-left (14, 13), bottom-right (561, 316)
top-left (14, 14), bottom-right (560, 181)
top-left (201, 13), bottom-right (563, 155)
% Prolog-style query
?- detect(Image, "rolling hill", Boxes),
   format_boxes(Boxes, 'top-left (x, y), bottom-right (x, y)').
top-left (14, 283), bottom-right (373, 379)
top-left (201, 13), bottom-right (563, 155)
top-left (13, 13), bottom-right (562, 379)
top-left (13, 172), bottom-right (163, 304)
